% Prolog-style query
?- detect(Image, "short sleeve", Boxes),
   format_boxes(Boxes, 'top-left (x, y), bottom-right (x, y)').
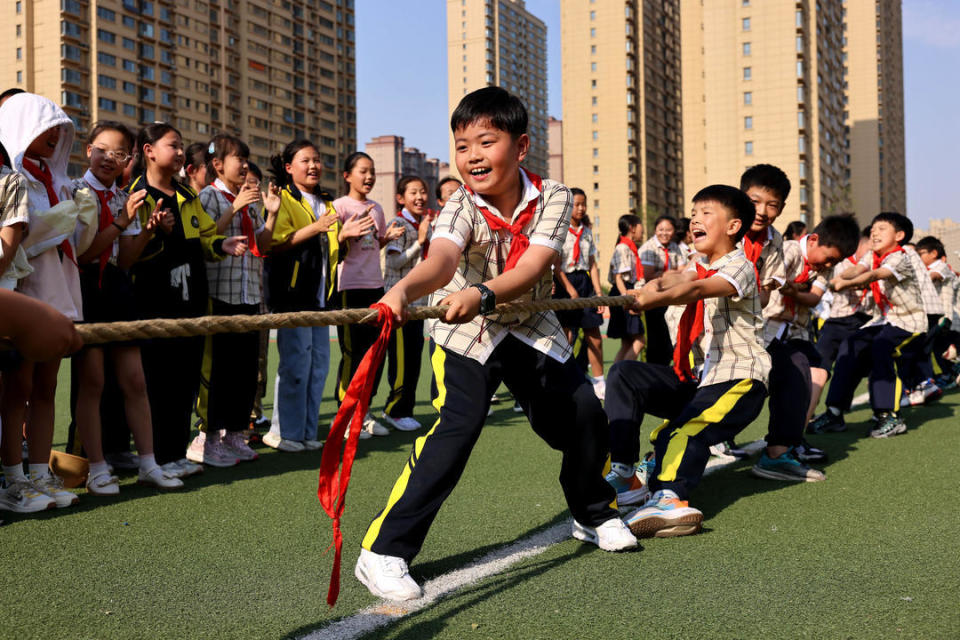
top-left (0, 173), bottom-right (29, 227)
top-left (760, 243), bottom-right (787, 287)
top-left (715, 257), bottom-right (756, 301)
top-left (639, 243), bottom-right (659, 267)
top-left (611, 245), bottom-right (632, 274)
top-left (884, 251), bottom-right (910, 282)
top-left (527, 182), bottom-right (571, 253)
top-left (858, 252), bottom-right (872, 268)
top-left (431, 190), bottom-right (474, 249)
top-left (198, 188), bottom-right (224, 221)
top-left (811, 273), bottom-right (828, 292)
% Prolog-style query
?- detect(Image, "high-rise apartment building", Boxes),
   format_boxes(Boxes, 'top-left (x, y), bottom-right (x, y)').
top-left (843, 0), bottom-right (905, 222)
top-left (548, 115), bottom-right (562, 182)
top-left (446, 0), bottom-right (548, 178)
top-left (1, 0), bottom-right (356, 195)
top-left (561, 0), bottom-right (683, 256)
top-left (682, 0), bottom-right (848, 227)
top-left (364, 135), bottom-right (442, 218)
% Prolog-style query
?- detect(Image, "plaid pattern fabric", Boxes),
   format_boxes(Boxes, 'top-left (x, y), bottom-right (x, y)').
top-left (904, 246), bottom-right (942, 315)
top-left (1, 167), bottom-right (29, 228)
top-left (426, 173), bottom-right (572, 364)
top-left (762, 239), bottom-right (828, 344)
top-left (71, 175), bottom-right (139, 265)
top-left (384, 214), bottom-right (430, 306)
top-left (639, 237), bottom-right (686, 278)
top-left (829, 258), bottom-right (871, 319)
top-left (858, 249), bottom-right (928, 334)
top-left (927, 259), bottom-right (960, 325)
top-left (198, 185), bottom-right (265, 305)
top-left (560, 223), bottom-right (598, 273)
top-left (686, 249), bottom-right (771, 388)
top-left (739, 225), bottom-right (787, 288)
top-left (607, 243), bottom-right (640, 289)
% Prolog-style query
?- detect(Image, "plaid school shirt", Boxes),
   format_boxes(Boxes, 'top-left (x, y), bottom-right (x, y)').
top-left (199, 179), bottom-right (266, 306)
top-left (903, 246), bottom-right (942, 316)
top-left (686, 248), bottom-right (771, 388)
top-left (828, 257), bottom-right (873, 319)
top-left (560, 223), bottom-right (598, 273)
top-left (762, 237), bottom-right (828, 345)
top-left (384, 209), bottom-right (431, 306)
top-left (608, 243), bottom-right (642, 290)
top-left (639, 237), bottom-right (686, 279)
top-left (927, 259), bottom-right (960, 325)
top-left (740, 225), bottom-right (787, 289)
top-left (1, 166), bottom-right (31, 284)
top-left (857, 248), bottom-right (928, 334)
top-left (72, 172), bottom-right (139, 267)
top-left (427, 170), bottom-right (572, 365)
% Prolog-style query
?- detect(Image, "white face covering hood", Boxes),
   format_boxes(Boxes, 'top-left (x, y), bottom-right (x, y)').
top-left (0, 92), bottom-right (76, 204)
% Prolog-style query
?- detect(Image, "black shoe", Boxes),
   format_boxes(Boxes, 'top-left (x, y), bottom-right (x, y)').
top-left (807, 411), bottom-right (846, 434)
top-left (724, 440), bottom-right (752, 458)
top-left (794, 438), bottom-right (827, 462)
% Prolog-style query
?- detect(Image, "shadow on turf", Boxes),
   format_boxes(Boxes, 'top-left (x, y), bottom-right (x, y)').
top-left (285, 535), bottom-right (594, 640)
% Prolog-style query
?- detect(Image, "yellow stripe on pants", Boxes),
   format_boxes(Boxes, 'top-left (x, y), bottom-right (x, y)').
top-left (659, 379), bottom-right (755, 483)
top-left (892, 332), bottom-right (922, 412)
top-left (362, 346), bottom-right (447, 550)
top-left (384, 325), bottom-right (406, 415)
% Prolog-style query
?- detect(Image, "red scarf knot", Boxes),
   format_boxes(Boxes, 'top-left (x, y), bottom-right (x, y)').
top-left (672, 263), bottom-right (717, 382)
top-left (218, 187), bottom-right (262, 257)
top-left (23, 159), bottom-right (76, 265)
top-left (464, 169), bottom-right (543, 272)
top-left (618, 235), bottom-right (642, 284)
top-left (86, 181), bottom-right (116, 288)
top-left (861, 246), bottom-right (903, 315)
top-left (742, 228), bottom-right (766, 287)
top-left (569, 224), bottom-right (585, 267)
top-left (317, 303), bottom-right (395, 606)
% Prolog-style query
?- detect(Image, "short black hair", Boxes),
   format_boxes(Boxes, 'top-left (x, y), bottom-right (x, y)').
top-left (653, 215), bottom-right (678, 232)
top-left (811, 214), bottom-right (860, 258)
top-left (862, 225), bottom-right (872, 238)
top-left (692, 184), bottom-right (755, 242)
top-left (784, 220), bottom-right (807, 240)
top-left (740, 163), bottom-right (791, 202)
top-left (0, 88), bottom-right (25, 104)
top-left (450, 86), bottom-right (527, 137)
top-left (569, 187), bottom-right (586, 199)
top-left (247, 161), bottom-right (262, 181)
top-left (916, 235), bottom-right (945, 259)
top-left (436, 175), bottom-right (461, 200)
top-left (872, 211), bottom-right (913, 244)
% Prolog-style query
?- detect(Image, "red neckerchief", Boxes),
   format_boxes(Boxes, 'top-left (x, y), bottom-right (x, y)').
top-left (742, 228), bottom-right (766, 285)
top-left (85, 179), bottom-right (116, 287)
top-left (784, 237), bottom-right (813, 316)
top-left (618, 235), bottom-right (641, 282)
top-left (22, 159), bottom-right (76, 265)
top-left (859, 246), bottom-right (903, 315)
top-left (672, 262), bottom-right (718, 382)
top-left (318, 303), bottom-right (394, 607)
top-left (217, 186), bottom-right (262, 258)
top-left (401, 208), bottom-right (428, 259)
top-left (847, 255), bottom-right (858, 265)
top-left (463, 168), bottom-right (543, 271)
top-left (569, 223), bottom-right (585, 267)
top-left (661, 243), bottom-right (671, 271)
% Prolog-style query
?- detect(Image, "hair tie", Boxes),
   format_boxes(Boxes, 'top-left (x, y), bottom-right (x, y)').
top-left (208, 141), bottom-right (216, 154)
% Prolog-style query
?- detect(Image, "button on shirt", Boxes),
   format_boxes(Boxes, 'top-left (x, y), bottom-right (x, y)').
top-left (428, 170), bottom-right (572, 364)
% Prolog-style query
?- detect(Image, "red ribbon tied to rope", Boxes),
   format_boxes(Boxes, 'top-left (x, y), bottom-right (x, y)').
top-left (317, 303), bottom-right (395, 607)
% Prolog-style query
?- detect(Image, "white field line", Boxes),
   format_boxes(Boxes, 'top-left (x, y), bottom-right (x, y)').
top-left (299, 439), bottom-right (766, 640)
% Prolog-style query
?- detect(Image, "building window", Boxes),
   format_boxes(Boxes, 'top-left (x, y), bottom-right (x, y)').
top-left (123, 81), bottom-right (136, 94)
top-left (796, 36), bottom-right (804, 53)
top-left (98, 74), bottom-right (117, 89)
top-left (97, 52), bottom-right (116, 66)
top-left (798, 111), bottom-right (805, 128)
top-left (742, 17), bottom-right (750, 30)
top-left (742, 42), bottom-right (751, 56)
top-left (590, 28), bottom-right (596, 37)
top-left (744, 91), bottom-right (752, 105)
top-left (591, 79), bottom-right (597, 88)
top-left (592, 96), bottom-right (598, 106)
top-left (590, 11), bottom-right (595, 20)
top-left (798, 136), bottom-right (806, 153)
top-left (123, 103), bottom-right (136, 117)
top-left (744, 116), bottom-right (753, 129)
top-left (743, 67), bottom-right (751, 80)
top-left (16, 70), bottom-right (22, 84)
top-left (16, 48), bottom-right (22, 60)
top-left (97, 29), bottom-right (116, 44)
top-left (797, 61), bottom-right (804, 77)
top-left (593, 165), bottom-right (599, 174)
top-left (592, 148), bottom-right (599, 157)
top-left (592, 131), bottom-right (599, 140)
top-left (745, 141), bottom-right (753, 155)
top-left (97, 7), bottom-right (116, 21)
top-left (592, 114), bottom-right (598, 123)
top-left (591, 45), bottom-right (596, 54)
top-left (797, 85), bottom-right (805, 102)
top-left (123, 37), bottom-right (135, 51)
top-left (593, 182), bottom-right (599, 190)
top-left (591, 62), bottom-right (597, 72)
top-left (98, 97), bottom-right (117, 111)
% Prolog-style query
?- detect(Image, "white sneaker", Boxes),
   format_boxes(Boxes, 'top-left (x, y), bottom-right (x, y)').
top-left (161, 461), bottom-right (187, 478)
top-left (354, 548), bottom-right (423, 601)
top-left (346, 425), bottom-right (373, 441)
top-left (363, 414), bottom-right (390, 437)
top-left (138, 466), bottom-right (184, 490)
top-left (86, 470), bottom-right (120, 496)
top-left (186, 432), bottom-right (239, 468)
top-left (0, 478), bottom-right (56, 512)
top-left (512, 402), bottom-right (524, 413)
top-left (303, 439), bottom-right (323, 451)
top-left (572, 517), bottom-right (638, 552)
top-left (263, 431), bottom-right (306, 452)
top-left (592, 377), bottom-right (606, 401)
top-left (30, 471), bottom-right (79, 508)
top-left (381, 414), bottom-right (422, 432)
top-left (222, 430), bottom-right (259, 462)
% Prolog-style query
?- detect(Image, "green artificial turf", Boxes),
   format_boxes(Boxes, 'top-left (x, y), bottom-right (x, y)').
top-left (2, 339), bottom-right (959, 639)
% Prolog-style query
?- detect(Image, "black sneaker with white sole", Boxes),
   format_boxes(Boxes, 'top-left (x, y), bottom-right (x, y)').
top-left (807, 411), bottom-right (846, 434)
top-left (794, 438), bottom-right (827, 462)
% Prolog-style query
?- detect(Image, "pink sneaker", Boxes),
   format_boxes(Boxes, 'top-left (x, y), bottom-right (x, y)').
top-left (186, 432), bottom-right (238, 468)
top-left (222, 430), bottom-right (258, 462)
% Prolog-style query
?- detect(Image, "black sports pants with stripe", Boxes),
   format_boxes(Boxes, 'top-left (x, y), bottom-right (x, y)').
top-left (336, 288), bottom-right (385, 404)
top-left (362, 335), bottom-right (618, 562)
top-left (765, 338), bottom-right (821, 448)
top-left (384, 319), bottom-right (425, 418)
top-left (606, 361), bottom-right (767, 500)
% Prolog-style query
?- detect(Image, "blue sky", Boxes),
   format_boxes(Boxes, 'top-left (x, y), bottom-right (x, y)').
top-left (356, 0), bottom-right (957, 229)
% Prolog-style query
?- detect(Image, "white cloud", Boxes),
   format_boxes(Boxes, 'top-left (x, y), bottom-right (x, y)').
top-left (903, 0), bottom-right (960, 48)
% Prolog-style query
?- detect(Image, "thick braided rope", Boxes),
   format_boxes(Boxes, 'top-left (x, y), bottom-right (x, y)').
top-left (72, 295), bottom-right (635, 346)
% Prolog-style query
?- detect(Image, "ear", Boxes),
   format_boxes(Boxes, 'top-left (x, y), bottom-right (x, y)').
top-left (728, 216), bottom-right (742, 238)
top-left (895, 229), bottom-right (906, 243)
top-left (515, 133), bottom-right (530, 163)
top-left (285, 162), bottom-right (295, 176)
top-left (395, 193), bottom-right (405, 206)
top-left (86, 144), bottom-right (93, 160)
top-left (806, 232), bottom-right (819, 246)
top-left (212, 157), bottom-right (224, 174)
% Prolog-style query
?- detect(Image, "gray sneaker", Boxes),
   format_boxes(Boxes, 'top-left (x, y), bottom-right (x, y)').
top-left (869, 413), bottom-right (907, 439)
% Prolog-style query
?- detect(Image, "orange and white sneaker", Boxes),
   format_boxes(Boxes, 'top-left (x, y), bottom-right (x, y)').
top-left (624, 490), bottom-right (703, 538)
top-left (604, 463), bottom-right (650, 506)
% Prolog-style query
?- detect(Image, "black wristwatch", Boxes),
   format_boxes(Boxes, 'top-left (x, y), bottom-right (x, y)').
top-left (470, 283), bottom-right (497, 315)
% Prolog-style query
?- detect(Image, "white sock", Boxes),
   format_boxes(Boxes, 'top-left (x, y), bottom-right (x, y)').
top-left (88, 461), bottom-right (110, 478)
top-left (139, 453), bottom-right (158, 473)
top-left (28, 463), bottom-right (49, 479)
top-left (827, 406), bottom-right (841, 416)
top-left (3, 463), bottom-right (26, 482)
top-left (610, 462), bottom-right (633, 478)
top-left (593, 375), bottom-right (605, 384)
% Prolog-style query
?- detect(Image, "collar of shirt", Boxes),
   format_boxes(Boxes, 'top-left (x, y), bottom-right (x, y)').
top-left (798, 234), bottom-right (809, 260)
top-left (468, 168), bottom-right (538, 222)
top-left (705, 248), bottom-right (743, 271)
top-left (83, 169), bottom-right (118, 197)
top-left (400, 208), bottom-right (418, 226)
top-left (213, 177), bottom-right (237, 196)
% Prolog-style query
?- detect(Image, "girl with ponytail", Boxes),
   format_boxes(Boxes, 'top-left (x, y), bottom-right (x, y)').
top-left (607, 214), bottom-right (646, 362)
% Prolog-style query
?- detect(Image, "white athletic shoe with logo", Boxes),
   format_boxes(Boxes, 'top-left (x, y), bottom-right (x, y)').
top-left (363, 414), bottom-right (390, 437)
top-left (30, 471), bottom-right (79, 508)
top-left (0, 478), bottom-right (56, 512)
top-left (572, 517), bottom-right (638, 551)
top-left (355, 548), bottom-right (423, 601)
top-left (381, 413), bottom-right (422, 432)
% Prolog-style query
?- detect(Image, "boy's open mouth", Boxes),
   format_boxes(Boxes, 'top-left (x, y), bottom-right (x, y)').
top-left (469, 167), bottom-right (491, 178)
top-left (692, 229), bottom-right (707, 240)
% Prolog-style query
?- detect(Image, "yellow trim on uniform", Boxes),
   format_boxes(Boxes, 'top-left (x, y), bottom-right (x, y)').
top-left (658, 379), bottom-right (755, 482)
top-left (892, 332), bottom-right (922, 412)
top-left (649, 419), bottom-right (672, 443)
top-left (572, 330), bottom-right (583, 359)
top-left (384, 325), bottom-right (406, 415)
top-left (362, 347), bottom-right (448, 550)
top-left (602, 455), bottom-right (618, 510)
top-left (195, 299), bottom-right (216, 433)
top-left (289, 261), bottom-right (299, 289)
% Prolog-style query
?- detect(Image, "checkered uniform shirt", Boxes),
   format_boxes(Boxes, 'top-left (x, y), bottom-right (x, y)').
top-left (639, 237), bottom-right (686, 279)
top-left (199, 180), bottom-right (266, 306)
top-left (608, 243), bottom-right (642, 289)
top-left (858, 249), bottom-right (928, 334)
top-left (762, 238), bottom-right (828, 344)
top-left (560, 223), bottom-right (598, 273)
top-left (427, 170), bottom-right (572, 365)
top-left (687, 248), bottom-right (771, 388)
top-left (384, 209), bottom-right (430, 306)
top-left (72, 172), bottom-right (139, 266)
top-left (828, 257), bottom-right (872, 319)
top-left (903, 246), bottom-right (942, 315)
top-left (927, 259), bottom-right (960, 325)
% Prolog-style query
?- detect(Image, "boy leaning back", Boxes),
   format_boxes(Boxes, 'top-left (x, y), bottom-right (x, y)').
top-left (605, 185), bottom-right (771, 538)
top-left (355, 87), bottom-right (636, 602)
